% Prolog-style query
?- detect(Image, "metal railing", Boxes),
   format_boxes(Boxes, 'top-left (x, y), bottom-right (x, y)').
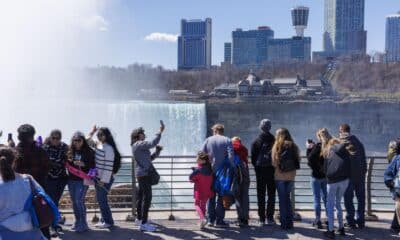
top-left (59, 155), bottom-right (392, 220)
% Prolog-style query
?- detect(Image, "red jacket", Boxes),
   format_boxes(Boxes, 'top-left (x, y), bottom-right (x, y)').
top-left (189, 164), bottom-right (214, 200)
top-left (232, 139), bottom-right (249, 166)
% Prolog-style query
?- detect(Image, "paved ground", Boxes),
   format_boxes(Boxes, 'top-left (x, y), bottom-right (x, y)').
top-left (55, 211), bottom-right (399, 240)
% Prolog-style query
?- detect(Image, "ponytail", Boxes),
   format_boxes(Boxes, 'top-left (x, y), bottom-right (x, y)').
top-left (0, 147), bottom-right (16, 182)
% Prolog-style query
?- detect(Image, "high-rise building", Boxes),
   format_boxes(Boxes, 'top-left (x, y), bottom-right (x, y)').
top-left (224, 42), bottom-right (232, 63)
top-left (231, 26), bottom-right (274, 67)
top-left (386, 13), bottom-right (400, 62)
top-left (177, 18), bottom-right (212, 70)
top-left (268, 37), bottom-right (311, 62)
top-left (323, 0), bottom-right (367, 55)
top-left (292, 6), bottom-right (309, 37)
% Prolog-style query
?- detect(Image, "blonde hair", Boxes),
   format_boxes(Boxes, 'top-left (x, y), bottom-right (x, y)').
top-left (322, 138), bottom-right (342, 158)
top-left (272, 128), bottom-right (298, 166)
top-left (232, 136), bottom-right (241, 142)
top-left (316, 128), bottom-right (333, 157)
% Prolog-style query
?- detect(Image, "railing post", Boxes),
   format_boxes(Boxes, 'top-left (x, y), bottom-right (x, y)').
top-left (365, 157), bottom-right (378, 221)
top-left (168, 157), bottom-right (175, 221)
top-left (126, 157), bottom-right (137, 222)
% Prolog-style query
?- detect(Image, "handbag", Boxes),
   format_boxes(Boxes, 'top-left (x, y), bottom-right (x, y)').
top-left (27, 177), bottom-right (55, 228)
top-left (135, 157), bottom-right (160, 185)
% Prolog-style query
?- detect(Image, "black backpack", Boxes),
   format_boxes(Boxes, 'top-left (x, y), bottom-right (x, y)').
top-left (256, 143), bottom-right (273, 167)
top-left (279, 148), bottom-right (300, 172)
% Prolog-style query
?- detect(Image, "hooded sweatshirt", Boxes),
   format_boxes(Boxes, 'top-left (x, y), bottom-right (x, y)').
top-left (251, 132), bottom-right (275, 168)
top-left (324, 143), bottom-right (351, 184)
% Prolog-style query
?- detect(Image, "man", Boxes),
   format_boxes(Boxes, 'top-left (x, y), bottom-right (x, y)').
top-left (251, 119), bottom-right (276, 226)
top-left (339, 124), bottom-right (366, 229)
top-left (202, 123), bottom-right (234, 228)
top-left (13, 124), bottom-right (50, 238)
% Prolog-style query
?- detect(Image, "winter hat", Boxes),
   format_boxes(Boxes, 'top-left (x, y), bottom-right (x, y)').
top-left (259, 119), bottom-right (271, 133)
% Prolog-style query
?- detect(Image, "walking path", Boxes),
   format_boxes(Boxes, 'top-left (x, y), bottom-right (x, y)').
top-left (56, 211), bottom-right (398, 240)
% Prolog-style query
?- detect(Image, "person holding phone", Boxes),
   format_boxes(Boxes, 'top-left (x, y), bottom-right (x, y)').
top-left (67, 131), bottom-right (95, 233)
top-left (131, 121), bottom-right (164, 232)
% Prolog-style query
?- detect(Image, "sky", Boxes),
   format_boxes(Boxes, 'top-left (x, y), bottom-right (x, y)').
top-left (6, 0), bottom-right (398, 70)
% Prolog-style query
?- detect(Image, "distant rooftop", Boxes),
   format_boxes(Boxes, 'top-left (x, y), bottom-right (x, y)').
top-left (273, 78), bottom-right (298, 85)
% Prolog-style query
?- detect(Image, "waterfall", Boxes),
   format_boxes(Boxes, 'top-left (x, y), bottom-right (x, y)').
top-left (0, 99), bottom-right (207, 155)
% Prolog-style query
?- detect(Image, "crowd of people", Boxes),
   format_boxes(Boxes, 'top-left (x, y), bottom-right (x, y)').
top-left (0, 120), bottom-right (399, 240)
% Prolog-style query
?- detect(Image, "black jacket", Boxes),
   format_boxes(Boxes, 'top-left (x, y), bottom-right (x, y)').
top-left (251, 132), bottom-right (275, 168)
top-left (324, 143), bottom-right (351, 184)
top-left (340, 134), bottom-right (367, 182)
top-left (68, 148), bottom-right (96, 181)
top-left (306, 143), bottom-right (326, 179)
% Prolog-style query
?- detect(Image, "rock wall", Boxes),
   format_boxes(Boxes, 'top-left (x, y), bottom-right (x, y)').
top-left (206, 100), bottom-right (400, 154)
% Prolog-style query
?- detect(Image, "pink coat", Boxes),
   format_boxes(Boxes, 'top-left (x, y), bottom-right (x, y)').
top-left (189, 164), bottom-right (214, 200)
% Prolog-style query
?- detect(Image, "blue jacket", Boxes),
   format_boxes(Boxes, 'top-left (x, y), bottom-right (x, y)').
top-left (384, 155), bottom-right (400, 189)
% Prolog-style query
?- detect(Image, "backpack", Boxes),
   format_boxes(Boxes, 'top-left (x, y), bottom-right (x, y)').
top-left (279, 148), bottom-right (299, 172)
top-left (256, 143), bottom-right (273, 167)
top-left (325, 147), bottom-right (346, 179)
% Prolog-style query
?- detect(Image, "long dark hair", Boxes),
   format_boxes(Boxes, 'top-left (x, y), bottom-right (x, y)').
top-left (99, 127), bottom-right (121, 174)
top-left (0, 147), bottom-right (16, 182)
top-left (68, 131), bottom-right (91, 159)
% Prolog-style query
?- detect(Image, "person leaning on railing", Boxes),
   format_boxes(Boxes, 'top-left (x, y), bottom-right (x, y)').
top-left (131, 122), bottom-right (164, 232)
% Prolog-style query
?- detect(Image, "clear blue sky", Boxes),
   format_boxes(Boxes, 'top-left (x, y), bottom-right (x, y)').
top-left (89, 0), bottom-right (399, 69)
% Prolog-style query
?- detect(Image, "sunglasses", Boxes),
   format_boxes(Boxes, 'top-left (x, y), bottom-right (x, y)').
top-left (73, 139), bottom-right (83, 143)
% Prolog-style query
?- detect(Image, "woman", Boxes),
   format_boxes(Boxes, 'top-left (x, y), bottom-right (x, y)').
top-left (131, 121), bottom-right (164, 232)
top-left (271, 128), bottom-right (300, 230)
top-left (43, 129), bottom-right (69, 237)
top-left (88, 126), bottom-right (121, 229)
top-left (0, 147), bottom-right (46, 239)
top-left (323, 138), bottom-right (351, 239)
top-left (67, 131), bottom-right (95, 233)
top-left (306, 128), bottom-right (331, 229)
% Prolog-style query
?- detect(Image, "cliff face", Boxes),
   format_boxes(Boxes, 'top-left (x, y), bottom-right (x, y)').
top-left (206, 101), bottom-right (400, 154)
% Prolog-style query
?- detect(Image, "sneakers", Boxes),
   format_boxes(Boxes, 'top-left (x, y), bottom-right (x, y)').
top-left (49, 227), bottom-right (59, 238)
top-left (344, 223), bottom-right (357, 229)
top-left (140, 223), bottom-right (156, 232)
top-left (312, 220), bottom-right (323, 229)
top-left (215, 221), bottom-right (229, 228)
top-left (207, 221), bottom-right (215, 227)
top-left (199, 219), bottom-right (207, 230)
top-left (267, 219), bottom-right (276, 226)
top-left (336, 227), bottom-right (346, 236)
top-left (324, 230), bottom-right (335, 239)
top-left (95, 222), bottom-right (113, 229)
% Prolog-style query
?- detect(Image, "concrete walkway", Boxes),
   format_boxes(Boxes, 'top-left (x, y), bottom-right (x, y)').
top-left (56, 211), bottom-right (399, 240)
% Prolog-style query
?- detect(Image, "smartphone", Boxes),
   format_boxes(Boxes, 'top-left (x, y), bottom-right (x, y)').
top-left (7, 133), bottom-right (12, 141)
top-left (307, 139), bottom-right (314, 144)
top-left (160, 120), bottom-right (164, 126)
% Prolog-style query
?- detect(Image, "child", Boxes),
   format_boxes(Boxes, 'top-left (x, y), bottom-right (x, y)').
top-left (232, 137), bottom-right (250, 227)
top-left (190, 151), bottom-right (214, 230)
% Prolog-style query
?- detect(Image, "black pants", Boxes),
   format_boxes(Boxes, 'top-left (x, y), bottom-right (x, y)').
top-left (392, 210), bottom-right (400, 230)
top-left (255, 166), bottom-right (276, 222)
top-left (137, 176), bottom-right (152, 224)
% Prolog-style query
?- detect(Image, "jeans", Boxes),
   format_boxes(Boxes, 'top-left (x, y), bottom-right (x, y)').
top-left (235, 179), bottom-right (250, 221)
top-left (311, 177), bottom-right (327, 221)
top-left (137, 176), bottom-right (152, 224)
top-left (344, 178), bottom-right (366, 225)
top-left (327, 179), bottom-right (349, 231)
top-left (207, 194), bottom-right (225, 224)
top-left (255, 167), bottom-right (276, 222)
top-left (392, 210), bottom-right (400, 230)
top-left (275, 180), bottom-right (294, 228)
top-left (45, 178), bottom-right (68, 208)
top-left (68, 180), bottom-right (89, 231)
top-left (95, 177), bottom-right (114, 225)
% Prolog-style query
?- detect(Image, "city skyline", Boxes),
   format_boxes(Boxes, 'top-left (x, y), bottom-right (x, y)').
top-left (49, 0), bottom-right (398, 69)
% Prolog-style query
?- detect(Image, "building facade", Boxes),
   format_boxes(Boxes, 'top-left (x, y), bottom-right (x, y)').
top-left (268, 37), bottom-right (311, 62)
top-left (386, 13), bottom-right (400, 62)
top-left (178, 18), bottom-right (212, 70)
top-left (224, 42), bottom-right (232, 63)
top-left (231, 26), bottom-right (274, 67)
top-left (323, 0), bottom-right (367, 56)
